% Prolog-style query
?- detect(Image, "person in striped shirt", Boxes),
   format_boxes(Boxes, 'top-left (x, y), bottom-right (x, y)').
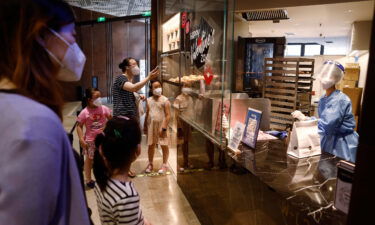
top-left (93, 116), bottom-right (151, 225)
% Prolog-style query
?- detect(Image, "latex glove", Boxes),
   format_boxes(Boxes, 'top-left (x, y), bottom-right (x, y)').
top-left (291, 110), bottom-right (307, 121)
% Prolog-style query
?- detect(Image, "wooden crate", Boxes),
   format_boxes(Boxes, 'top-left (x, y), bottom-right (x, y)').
top-left (263, 57), bottom-right (314, 130)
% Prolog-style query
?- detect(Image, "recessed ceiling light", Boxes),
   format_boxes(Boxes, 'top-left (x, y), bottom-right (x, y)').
top-left (347, 9), bottom-right (353, 13)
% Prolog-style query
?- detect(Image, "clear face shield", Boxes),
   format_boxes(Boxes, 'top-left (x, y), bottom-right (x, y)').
top-left (315, 61), bottom-right (345, 90)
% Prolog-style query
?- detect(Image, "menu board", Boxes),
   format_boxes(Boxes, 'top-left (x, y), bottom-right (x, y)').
top-left (228, 122), bottom-right (245, 152)
top-left (242, 108), bottom-right (262, 149)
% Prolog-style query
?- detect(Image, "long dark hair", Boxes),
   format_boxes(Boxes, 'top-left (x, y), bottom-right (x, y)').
top-left (0, 0), bottom-right (75, 120)
top-left (118, 57), bottom-right (136, 72)
top-left (94, 116), bottom-right (141, 191)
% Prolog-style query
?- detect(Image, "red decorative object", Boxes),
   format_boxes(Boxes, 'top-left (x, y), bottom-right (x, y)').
top-left (197, 37), bottom-right (202, 46)
top-left (203, 66), bottom-right (214, 85)
top-left (181, 12), bottom-right (188, 28)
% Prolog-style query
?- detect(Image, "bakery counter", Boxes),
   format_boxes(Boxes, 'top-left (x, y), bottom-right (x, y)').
top-left (233, 140), bottom-right (346, 224)
top-left (176, 130), bottom-right (346, 225)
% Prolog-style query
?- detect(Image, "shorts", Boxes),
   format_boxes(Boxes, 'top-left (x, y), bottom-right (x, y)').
top-left (84, 141), bottom-right (96, 159)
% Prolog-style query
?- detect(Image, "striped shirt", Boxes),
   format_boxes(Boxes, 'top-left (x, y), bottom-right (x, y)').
top-left (112, 75), bottom-right (137, 117)
top-left (94, 179), bottom-right (144, 225)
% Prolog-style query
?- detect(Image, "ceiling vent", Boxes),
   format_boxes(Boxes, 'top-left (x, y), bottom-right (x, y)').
top-left (65, 0), bottom-right (151, 17)
top-left (242, 9), bottom-right (289, 22)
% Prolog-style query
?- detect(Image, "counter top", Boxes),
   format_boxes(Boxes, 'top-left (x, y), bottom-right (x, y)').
top-left (232, 139), bottom-right (347, 224)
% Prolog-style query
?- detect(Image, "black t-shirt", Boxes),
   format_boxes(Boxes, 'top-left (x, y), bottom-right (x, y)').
top-left (112, 75), bottom-right (137, 117)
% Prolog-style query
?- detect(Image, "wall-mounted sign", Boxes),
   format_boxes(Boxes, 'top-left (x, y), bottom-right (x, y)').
top-left (255, 38), bottom-right (266, 43)
top-left (190, 18), bottom-right (215, 69)
top-left (97, 17), bottom-right (106, 23)
top-left (142, 11), bottom-right (151, 17)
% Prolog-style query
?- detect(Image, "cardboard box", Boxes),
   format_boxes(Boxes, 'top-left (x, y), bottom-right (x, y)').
top-left (344, 63), bottom-right (360, 81)
top-left (344, 68), bottom-right (360, 81)
top-left (338, 80), bottom-right (357, 90)
top-left (343, 87), bottom-right (363, 116)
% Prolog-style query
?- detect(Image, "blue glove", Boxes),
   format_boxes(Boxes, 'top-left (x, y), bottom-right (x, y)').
top-left (265, 130), bottom-right (288, 139)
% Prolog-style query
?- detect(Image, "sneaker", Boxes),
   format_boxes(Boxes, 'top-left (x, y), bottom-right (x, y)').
top-left (85, 180), bottom-right (95, 190)
top-left (145, 163), bottom-right (153, 173)
top-left (158, 164), bottom-right (168, 174)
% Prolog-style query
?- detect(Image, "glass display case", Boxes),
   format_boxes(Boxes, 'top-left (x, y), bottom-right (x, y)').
top-left (158, 0), bottom-right (235, 150)
top-left (156, 1), bottom-right (363, 224)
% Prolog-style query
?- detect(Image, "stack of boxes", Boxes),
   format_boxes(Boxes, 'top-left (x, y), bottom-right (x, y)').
top-left (339, 63), bottom-right (360, 90)
top-left (340, 63), bottom-right (362, 131)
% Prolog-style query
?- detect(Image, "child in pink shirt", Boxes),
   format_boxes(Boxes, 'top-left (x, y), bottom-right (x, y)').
top-left (77, 88), bottom-right (112, 189)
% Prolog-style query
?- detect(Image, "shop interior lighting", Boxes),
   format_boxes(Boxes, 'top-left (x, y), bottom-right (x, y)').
top-left (65, 0), bottom-right (151, 17)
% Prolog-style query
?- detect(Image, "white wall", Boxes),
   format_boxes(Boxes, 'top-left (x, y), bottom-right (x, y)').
top-left (234, 21), bottom-right (252, 40)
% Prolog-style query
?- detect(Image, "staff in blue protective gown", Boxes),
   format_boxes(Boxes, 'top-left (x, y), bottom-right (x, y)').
top-left (292, 61), bottom-right (359, 163)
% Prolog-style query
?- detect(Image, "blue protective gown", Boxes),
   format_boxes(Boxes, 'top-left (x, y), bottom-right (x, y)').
top-left (318, 90), bottom-right (359, 162)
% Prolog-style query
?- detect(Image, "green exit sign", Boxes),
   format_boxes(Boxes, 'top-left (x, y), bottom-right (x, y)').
top-left (142, 11), bottom-right (151, 17)
top-left (97, 17), bottom-right (106, 22)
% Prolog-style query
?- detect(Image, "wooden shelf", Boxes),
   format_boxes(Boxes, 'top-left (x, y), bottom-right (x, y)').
top-left (162, 79), bottom-right (182, 86)
top-left (160, 49), bottom-right (181, 57)
top-left (263, 57), bottom-right (315, 130)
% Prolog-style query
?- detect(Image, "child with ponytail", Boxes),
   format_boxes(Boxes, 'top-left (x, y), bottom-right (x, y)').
top-left (93, 116), bottom-right (151, 225)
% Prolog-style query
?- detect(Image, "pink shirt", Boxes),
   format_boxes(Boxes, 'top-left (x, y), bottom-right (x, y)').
top-left (77, 105), bottom-right (112, 141)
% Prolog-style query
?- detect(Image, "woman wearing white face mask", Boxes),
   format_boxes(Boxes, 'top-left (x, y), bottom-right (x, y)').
top-left (112, 57), bottom-right (159, 119)
top-left (112, 58), bottom-right (159, 177)
top-left (292, 61), bottom-right (359, 163)
top-left (0, 0), bottom-right (91, 224)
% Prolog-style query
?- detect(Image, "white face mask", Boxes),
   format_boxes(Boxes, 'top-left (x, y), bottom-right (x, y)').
top-left (93, 98), bottom-right (102, 107)
top-left (45, 29), bottom-right (86, 82)
top-left (153, 88), bottom-right (162, 96)
top-left (182, 87), bottom-right (192, 95)
top-left (130, 66), bottom-right (140, 76)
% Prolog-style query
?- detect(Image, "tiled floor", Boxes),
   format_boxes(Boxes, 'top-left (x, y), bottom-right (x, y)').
top-left (62, 102), bottom-right (200, 225)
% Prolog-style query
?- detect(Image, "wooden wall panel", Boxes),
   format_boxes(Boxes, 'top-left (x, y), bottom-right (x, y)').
top-left (92, 24), bottom-right (107, 94)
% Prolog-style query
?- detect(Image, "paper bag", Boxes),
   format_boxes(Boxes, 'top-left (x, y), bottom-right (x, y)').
top-left (287, 120), bottom-right (321, 158)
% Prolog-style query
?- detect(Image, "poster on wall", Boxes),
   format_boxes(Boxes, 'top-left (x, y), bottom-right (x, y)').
top-left (242, 108), bottom-right (262, 149)
top-left (190, 17), bottom-right (215, 69)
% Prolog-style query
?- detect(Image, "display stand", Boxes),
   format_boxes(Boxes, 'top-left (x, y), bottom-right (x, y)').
top-left (263, 57), bottom-right (314, 130)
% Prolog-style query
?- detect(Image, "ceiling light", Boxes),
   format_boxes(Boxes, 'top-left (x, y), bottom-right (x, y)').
top-left (285, 32), bottom-right (295, 36)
